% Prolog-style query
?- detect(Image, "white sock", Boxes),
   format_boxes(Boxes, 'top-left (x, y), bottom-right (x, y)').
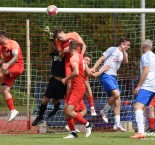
top-left (90, 106), bottom-right (95, 109)
top-left (135, 110), bottom-right (144, 133)
top-left (85, 122), bottom-right (89, 127)
top-left (103, 103), bottom-right (111, 113)
top-left (114, 115), bottom-right (120, 125)
top-left (11, 109), bottom-right (16, 113)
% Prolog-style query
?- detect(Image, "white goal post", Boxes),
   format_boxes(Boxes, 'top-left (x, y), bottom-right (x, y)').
top-left (0, 7), bottom-right (155, 13)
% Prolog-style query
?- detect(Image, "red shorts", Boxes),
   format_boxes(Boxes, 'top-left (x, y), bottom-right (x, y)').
top-left (75, 100), bottom-right (86, 112)
top-left (65, 87), bottom-right (86, 106)
top-left (2, 63), bottom-right (24, 87)
top-left (149, 96), bottom-right (155, 107)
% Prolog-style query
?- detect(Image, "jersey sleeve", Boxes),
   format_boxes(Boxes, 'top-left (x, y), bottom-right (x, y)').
top-left (141, 53), bottom-right (150, 67)
top-left (70, 55), bottom-right (79, 68)
top-left (11, 41), bottom-right (20, 55)
top-left (103, 47), bottom-right (116, 59)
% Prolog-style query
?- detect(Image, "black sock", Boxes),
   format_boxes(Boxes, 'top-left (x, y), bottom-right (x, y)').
top-left (54, 102), bottom-right (60, 110)
top-left (48, 102), bottom-right (60, 117)
top-left (38, 104), bottom-right (47, 118)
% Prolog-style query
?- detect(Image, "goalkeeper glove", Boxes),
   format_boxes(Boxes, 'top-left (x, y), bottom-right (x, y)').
top-left (44, 26), bottom-right (54, 40)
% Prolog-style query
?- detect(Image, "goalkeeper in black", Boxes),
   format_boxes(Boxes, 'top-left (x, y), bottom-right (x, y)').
top-left (32, 26), bottom-right (67, 126)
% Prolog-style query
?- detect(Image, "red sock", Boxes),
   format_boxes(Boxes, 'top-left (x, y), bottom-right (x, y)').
top-left (73, 118), bottom-right (78, 124)
top-left (87, 96), bottom-right (94, 107)
top-left (75, 112), bottom-right (87, 125)
top-left (66, 118), bottom-right (75, 131)
top-left (148, 118), bottom-right (154, 129)
top-left (6, 98), bottom-right (15, 111)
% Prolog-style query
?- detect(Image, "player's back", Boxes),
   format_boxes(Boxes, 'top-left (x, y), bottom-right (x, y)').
top-left (70, 54), bottom-right (85, 89)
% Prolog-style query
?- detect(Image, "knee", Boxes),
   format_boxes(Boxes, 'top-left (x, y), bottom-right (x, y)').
top-left (133, 104), bottom-right (142, 111)
top-left (111, 90), bottom-right (120, 99)
top-left (1, 88), bottom-right (9, 96)
top-left (115, 98), bottom-right (121, 106)
top-left (81, 109), bottom-right (87, 116)
top-left (64, 107), bottom-right (72, 116)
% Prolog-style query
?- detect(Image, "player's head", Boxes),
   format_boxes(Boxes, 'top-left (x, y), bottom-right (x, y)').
top-left (141, 39), bottom-right (153, 53)
top-left (69, 40), bottom-right (79, 54)
top-left (53, 29), bottom-right (67, 41)
top-left (118, 37), bottom-right (131, 51)
top-left (84, 53), bottom-right (92, 66)
top-left (0, 31), bottom-right (8, 45)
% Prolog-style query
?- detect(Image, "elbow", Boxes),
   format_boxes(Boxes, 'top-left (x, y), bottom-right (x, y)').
top-left (123, 60), bottom-right (129, 64)
top-left (104, 65), bottom-right (110, 71)
top-left (124, 61), bottom-right (128, 64)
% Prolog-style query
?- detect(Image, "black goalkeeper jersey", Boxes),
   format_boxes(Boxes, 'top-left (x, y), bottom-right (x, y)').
top-left (50, 49), bottom-right (65, 78)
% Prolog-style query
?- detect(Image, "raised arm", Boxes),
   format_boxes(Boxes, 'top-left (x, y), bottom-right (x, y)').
top-left (123, 50), bottom-right (128, 64)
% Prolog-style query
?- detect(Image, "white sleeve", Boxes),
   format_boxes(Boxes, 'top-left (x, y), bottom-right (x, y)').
top-left (102, 47), bottom-right (116, 59)
top-left (141, 53), bottom-right (150, 67)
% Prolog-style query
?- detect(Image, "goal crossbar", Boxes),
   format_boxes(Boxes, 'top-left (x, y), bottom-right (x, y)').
top-left (0, 7), bottom-right (155, 13)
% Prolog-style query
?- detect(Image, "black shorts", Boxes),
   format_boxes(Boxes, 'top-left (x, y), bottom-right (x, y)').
top-left (45, 76), bottom-right (67, 100)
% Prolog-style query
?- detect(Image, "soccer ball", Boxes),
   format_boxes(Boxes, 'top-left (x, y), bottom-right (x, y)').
top-left (47, 5), bottom-right (58, 16)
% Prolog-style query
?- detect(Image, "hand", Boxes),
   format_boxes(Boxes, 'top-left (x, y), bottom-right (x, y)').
top-left (134, 86), bottom-right (140, 96)
top-left (62, 78), bottom-right (67, 85)
top-left (62, 46), bottom-right (69, 53)
top-left (90, 68), bottom-right (96, 73)
top-left (1, 63), bottom-right (9, 71)
top-left (44, 26), bottom-right (54, 40)
top-left (121, 42), bottom-right (127, 52)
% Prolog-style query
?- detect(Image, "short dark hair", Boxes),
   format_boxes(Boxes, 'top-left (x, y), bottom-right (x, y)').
top-left (84, 53), bottom-right (92, 59)
top-left (69, 40), bottom-right (79, 49)
top-left (53, 29), bottom-right (63, 38)
top-left (118, 37), bottom-right (130, 46)
top-left (0, 31), bottom-right (7, 37)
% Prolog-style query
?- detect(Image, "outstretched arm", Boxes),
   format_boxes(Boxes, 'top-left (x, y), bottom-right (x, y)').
top-left (92, 56), bottom-right (105, 72)
top-left (91, 65), bottom-right (110, 78)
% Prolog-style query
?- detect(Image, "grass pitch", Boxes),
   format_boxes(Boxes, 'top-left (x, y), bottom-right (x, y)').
top-left (0, 132), bottom-right (154, 145)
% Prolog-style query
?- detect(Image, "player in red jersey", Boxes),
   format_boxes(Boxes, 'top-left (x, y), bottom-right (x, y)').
top-left (53, 29), bottom-right (86, 91)
top-left (83, 53), bottom-right (97, 116)
top-left (0, 31), bottom-right (24, 122)
top-left (61, 40), bottom-right (91, 139)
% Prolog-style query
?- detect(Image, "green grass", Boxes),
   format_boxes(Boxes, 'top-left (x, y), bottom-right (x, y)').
top-left (0, 132), bottom-right (154, 145)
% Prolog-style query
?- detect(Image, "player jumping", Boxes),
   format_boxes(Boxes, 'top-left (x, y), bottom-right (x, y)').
top-left (0, 31), bottom-right (24, 122)
top-left (31, 26), bottom-right (67, 126)
top-left (91, 37), bottom-right (131, 132)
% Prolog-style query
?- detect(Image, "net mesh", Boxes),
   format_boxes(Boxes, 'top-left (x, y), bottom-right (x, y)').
top-left (0, 0), bottom-right (155, 134)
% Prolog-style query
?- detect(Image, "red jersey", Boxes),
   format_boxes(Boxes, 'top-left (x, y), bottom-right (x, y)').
top-left (70, 53), bottom-right (85, 89)
top-left (0, 39), bottom-right (24, 64)
top-left (55, 32), bottom-right (82, 62)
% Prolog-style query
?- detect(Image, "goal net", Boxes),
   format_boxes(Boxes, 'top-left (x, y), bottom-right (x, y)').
top-left (0, 0), bottom-right (155, 134)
